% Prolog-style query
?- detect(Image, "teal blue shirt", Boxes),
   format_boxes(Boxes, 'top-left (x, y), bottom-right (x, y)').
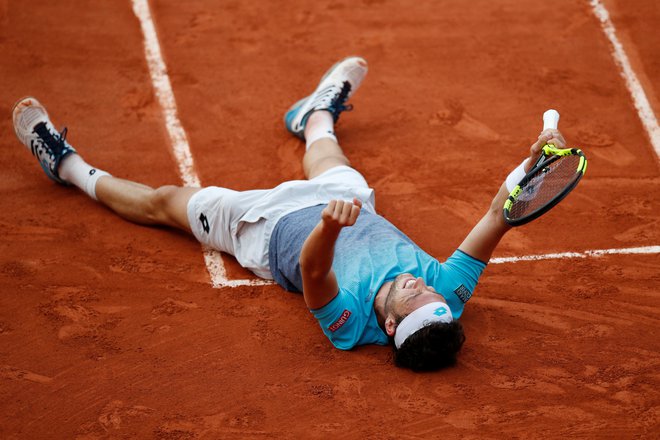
top-left (269, 205), bottom-right (486, 350)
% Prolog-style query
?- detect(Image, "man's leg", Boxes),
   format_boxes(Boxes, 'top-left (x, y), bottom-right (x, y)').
top-left (283, 57), bottom-right (368, 179)
top-left (302, 111), bottom-right (350, 179)
top-left (13, 97), bottom-right (199, 233)
top-left (94, 176), bottom-right (200, 232)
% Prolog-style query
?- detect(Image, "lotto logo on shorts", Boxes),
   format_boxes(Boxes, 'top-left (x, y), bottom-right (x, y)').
top-left (328, 310), bottom-right (352, 332)
top-left (199, 213), bottom-right (210, 233)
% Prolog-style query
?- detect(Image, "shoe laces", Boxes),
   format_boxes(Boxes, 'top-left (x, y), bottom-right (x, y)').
top-left (32, 122), bottom-right (69, 158)
top-left (313, 80), bottom-right (353, 120)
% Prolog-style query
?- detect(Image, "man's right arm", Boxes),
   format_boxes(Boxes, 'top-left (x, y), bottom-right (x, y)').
top-left (299, 199), bottom-right (362, 310)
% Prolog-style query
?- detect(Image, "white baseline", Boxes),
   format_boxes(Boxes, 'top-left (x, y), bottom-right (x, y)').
top-left (491, 245), bottom-right (660, 264)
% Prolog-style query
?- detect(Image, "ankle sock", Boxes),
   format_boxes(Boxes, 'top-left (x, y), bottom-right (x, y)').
top-left (304, 110), bottom-right (337, 150)
top-left (58, 154), bottom-right (111, 201)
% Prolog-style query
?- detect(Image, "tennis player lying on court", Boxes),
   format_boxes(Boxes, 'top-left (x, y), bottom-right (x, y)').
top-left (13, 57), bottom-right (568, 371)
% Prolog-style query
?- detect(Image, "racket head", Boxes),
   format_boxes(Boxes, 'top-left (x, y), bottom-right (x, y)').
top-left (503, 147), bottom-right (587, 227)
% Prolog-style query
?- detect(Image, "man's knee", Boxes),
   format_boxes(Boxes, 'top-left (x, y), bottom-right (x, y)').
top-left (147, 185), bottom-right (184, 226)
top-left (306, 155), bottom-right (351, 179)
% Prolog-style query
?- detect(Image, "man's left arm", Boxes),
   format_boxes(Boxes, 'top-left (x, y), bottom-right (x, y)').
top-left (457, 181), bottom-right (511, 263)
top-left (458, 129), bottom-right (566, 262)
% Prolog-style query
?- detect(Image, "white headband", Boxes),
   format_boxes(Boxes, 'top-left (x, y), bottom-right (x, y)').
top-left (394, 302), bottom-right (453, 349)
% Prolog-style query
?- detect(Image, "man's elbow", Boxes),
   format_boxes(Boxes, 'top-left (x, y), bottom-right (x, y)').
top-left (299, 257), bottom-right (326, 281)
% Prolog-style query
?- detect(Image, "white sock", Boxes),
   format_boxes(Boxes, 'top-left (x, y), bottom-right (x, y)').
top-left (58, 154), bottom-right (111, 201)
top-left (304, 111), bottom-right (337, 150)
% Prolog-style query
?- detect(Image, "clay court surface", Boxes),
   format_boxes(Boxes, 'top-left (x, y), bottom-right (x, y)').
top-left (1, 0), bottom-right (659, 438)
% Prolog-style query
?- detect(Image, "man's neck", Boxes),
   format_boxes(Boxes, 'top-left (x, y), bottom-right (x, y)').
top-left (373, 281), bottom-right (393, 330)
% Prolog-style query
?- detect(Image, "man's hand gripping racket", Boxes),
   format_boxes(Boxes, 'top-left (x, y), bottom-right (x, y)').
top-left (503, 110), bottom-right (588, 226)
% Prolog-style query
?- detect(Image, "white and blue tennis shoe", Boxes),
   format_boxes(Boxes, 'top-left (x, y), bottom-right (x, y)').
top-left (13, 97), bottom-right (76, 185)
top-left (284, 56), bottom-right (368, 139)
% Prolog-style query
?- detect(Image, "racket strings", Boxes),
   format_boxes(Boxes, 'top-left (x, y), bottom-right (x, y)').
top-left (509, 155), bottom-right (581, 219)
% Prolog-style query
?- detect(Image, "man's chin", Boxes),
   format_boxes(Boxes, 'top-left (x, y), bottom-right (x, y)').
top-left (384, 274), bottom-right (405, 312)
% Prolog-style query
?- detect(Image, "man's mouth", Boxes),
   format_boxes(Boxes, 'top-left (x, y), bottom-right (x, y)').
top-left (403, 278), bottom-right (416, 289)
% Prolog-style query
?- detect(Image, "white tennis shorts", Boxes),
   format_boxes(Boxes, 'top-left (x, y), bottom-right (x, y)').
top-left (186, 165), bottom-right (376, 279)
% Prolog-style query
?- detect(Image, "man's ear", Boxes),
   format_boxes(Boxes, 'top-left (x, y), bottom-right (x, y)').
top-left (385, 315), bottom-right (397, 337)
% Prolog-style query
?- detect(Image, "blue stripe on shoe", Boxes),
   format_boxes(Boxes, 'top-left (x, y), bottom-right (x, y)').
top-left (284, 96), bottom-right (309, 139)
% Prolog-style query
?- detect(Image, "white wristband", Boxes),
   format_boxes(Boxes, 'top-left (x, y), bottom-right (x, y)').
top-left (505, 159), bottom-right (528, 192)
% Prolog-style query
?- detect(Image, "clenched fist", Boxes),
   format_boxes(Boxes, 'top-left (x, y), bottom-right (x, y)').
top-left (321, 198), bottom-right (362, 230)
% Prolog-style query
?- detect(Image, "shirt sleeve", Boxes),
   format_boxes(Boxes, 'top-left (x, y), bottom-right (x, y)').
top-left (436, 249), bottom-right (487, 312)
top-left (310, 289), bottom-right (363, 350)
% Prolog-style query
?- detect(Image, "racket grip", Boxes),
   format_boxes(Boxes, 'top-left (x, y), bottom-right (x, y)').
top-left (543, 109), bottom-right (560, 130)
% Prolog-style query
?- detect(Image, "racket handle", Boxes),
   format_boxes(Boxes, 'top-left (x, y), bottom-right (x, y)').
top-left (543, 109), bottom-right (560, 130)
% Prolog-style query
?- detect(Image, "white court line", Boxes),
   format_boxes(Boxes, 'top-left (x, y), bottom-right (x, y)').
top-left (491, 245), bottom-right (660, 264)
top-left (131, 0), bottom-right (197, 187)
top-left (131, 0), bottom-right (269, 288)
top-left (591, 0), bottom-right (660, 158)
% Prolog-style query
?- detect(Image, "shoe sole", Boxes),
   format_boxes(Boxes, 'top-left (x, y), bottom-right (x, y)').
top-left (12, 96), bottom-right (48, 141)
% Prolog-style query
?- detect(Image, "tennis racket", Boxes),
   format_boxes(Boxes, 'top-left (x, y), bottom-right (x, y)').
top-left (503, 109), bottom-right (587, 226)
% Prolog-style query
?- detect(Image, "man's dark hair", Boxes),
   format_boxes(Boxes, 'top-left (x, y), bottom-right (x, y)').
top-left (392, 321), bottom-right (465, 371)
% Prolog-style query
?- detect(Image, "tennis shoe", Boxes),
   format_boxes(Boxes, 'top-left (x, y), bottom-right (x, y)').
top-left (284, 56), bottom-right (368, 139)
top-left (13, 97), bottom-right (76, 185)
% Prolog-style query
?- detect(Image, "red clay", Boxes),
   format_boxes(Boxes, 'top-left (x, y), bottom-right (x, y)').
top-left (1, 0), bottom-right (658, 438)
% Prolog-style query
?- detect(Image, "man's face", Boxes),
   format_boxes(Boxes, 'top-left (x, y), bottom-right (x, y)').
top-left (384, 273), bottom-right (446, 325)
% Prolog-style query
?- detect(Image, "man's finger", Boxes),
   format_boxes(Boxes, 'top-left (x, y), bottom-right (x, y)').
top-left (324, 200), bottom-right (337, 218)
top-left (348, 204), bottom-right (361, 225)
top-left (540, 128), bottom-right (556, 136)
top-left (526, 136), bottom-right (548, 172)
top-left (333, 200), bottom-right (345, 219)
top-left (339, 201), bottom-right (353, 223)
top-left (530, 135), bottom-right (547, 155)
top-left (547, 137), bottom-right (565, 149)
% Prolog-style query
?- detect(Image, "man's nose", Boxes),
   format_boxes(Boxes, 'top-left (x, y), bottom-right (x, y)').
top-left (413, 277), bottom-right (425, 289)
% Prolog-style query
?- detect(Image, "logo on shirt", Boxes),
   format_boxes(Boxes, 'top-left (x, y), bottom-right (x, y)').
top-left (328, 309), bottom-right (352, 332)
top-left (454, 284), bottom-right (472, 303)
